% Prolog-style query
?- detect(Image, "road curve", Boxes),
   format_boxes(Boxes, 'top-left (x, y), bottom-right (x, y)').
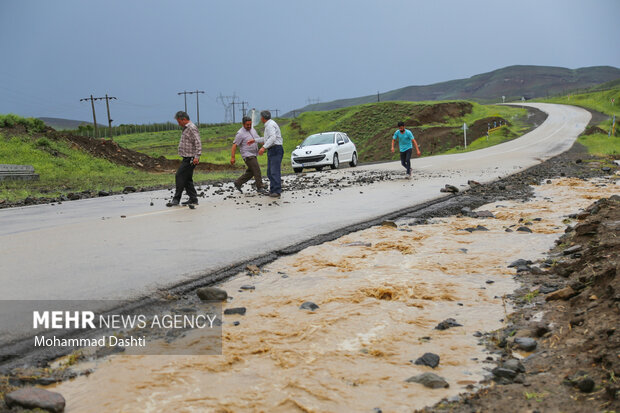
top-left (0, 103), bottom-right (590, 304)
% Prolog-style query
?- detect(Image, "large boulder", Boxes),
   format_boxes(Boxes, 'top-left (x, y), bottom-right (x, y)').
top-left (5, 387), bottom-right (66, 413)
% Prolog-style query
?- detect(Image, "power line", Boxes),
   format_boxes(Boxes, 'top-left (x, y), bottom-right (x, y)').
top-left (216, 93), bottom-right (237, 123)
top-left (239, 101), bottom-right (249, 118)
top-left (230, 98), bottom-right (247, 123)
top-left (80, 94), bottom-right (117, 139)
top-left (177, 90), bottom-right (190, 113)
top-left (177, 90), bottom-right (205, 126)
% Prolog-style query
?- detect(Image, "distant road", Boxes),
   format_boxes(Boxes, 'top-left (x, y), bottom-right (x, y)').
top-left (0, 103), bottom-right (590, 304)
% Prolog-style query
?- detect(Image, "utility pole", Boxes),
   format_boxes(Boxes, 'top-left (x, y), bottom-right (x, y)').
top-left (187, 90), bottom-right (205, 127)
top-left (231, 98), bottom-right (243, 123)
top-left (80, 95), bottom-right (98, 138)
top-left (81, 94), bottom-right (116, 139)
top-left (239, 101), bottom-right (249, 117)
top-left (377, 91), bottom-right (380, 102)
top-left (104, 94), bottom-right (117, 140)
top-left (177, 90), bottom-right (190, 113)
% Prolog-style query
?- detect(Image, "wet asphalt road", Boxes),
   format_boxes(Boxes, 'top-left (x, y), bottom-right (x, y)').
top-left (0, 103), bottom-right (589, 307)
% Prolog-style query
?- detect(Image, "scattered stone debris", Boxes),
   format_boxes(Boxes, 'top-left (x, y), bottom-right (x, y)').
top-left (223, 307), bottom-right (246, 315)
top-left (434, 318), bottom-right (462, 330)
top-left (473, 210), bottom-right (495, 218)
top-left (463, 225), bottom-right (489, 233)
top-left (406, 372), bottom-right (449, 389)
top-left (413, 352), bottom-right (440, 368)
top-left (545, 286), bottom-right (577, 301)
top-left (421, 193), bottom-right (620, 413)
top-left (299, 301), bottom-right (319, 311)
top-left (513, 337), bottom-right (537, 352)
top-left (246, 264), bottom-right (261, 275)
top-left (196, 287), bottom-right (228, 301)
top-left (440, 184), bottom-right (459, 193)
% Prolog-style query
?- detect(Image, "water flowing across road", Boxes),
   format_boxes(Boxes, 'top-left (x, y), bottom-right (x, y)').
top-left (50, 178), bottom-right (616, 412)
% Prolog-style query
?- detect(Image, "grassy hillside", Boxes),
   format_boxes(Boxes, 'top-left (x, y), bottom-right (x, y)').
top-left (280, 101), bottom-right (529, 162)
top-left (288, 65), bottom-right (620, 114)
top-left (0, 128), bottom-right (233, 202)
top-left (114, 101), bottom-right (529, 166)
top-left (538, 87), bottom-right (620, 156)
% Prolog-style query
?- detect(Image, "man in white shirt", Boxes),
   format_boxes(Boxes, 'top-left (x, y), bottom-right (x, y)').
top-left (249, 110), bottom-right (283, 198)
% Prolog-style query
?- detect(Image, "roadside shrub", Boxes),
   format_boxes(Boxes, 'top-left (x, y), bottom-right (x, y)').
top-left (36, 137), bottom-right (51, 148)
top-left (0, 113), bottom-right (46, 132)
top-left (24, 117), bottom-right (46, 133)
top-left (0, 114), bottom-right (18, 128)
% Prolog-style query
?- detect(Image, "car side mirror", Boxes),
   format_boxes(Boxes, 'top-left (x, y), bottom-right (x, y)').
top-left (337, 141), bottom-right (344, 145)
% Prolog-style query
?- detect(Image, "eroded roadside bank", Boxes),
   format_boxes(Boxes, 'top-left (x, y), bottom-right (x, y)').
top-left (1, 145), bottom-right (618, 412)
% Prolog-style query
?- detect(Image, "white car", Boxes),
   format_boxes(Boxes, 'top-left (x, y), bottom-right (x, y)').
top-left (291, 132), bottom-right (358, 173)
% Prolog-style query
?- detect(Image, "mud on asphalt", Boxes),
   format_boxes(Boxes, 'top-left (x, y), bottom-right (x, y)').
top-left (1, 142), bottom-right (618, 412)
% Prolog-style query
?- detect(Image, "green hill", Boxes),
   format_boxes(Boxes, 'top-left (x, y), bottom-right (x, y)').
top-left (114, 101), bottom-right (530, 166)
top-left (538, 86), bottom-right (620, 156)
top-left (281, 101), bottom-right (530, 162)
top-left (287, 65), bottom-right (620, 115)
top-left (39, 117), bottom-right (103, 130)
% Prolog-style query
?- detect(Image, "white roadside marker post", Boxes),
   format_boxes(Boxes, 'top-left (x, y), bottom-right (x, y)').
top-left (463, 123), bottom-right (468, 149)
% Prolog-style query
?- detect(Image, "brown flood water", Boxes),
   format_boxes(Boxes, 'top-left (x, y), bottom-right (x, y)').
top-left (51, 178), bottom-right (617, 412)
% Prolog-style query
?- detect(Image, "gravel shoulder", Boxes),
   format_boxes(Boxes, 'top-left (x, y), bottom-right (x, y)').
top-left (414, 145), bottom-right (620, 412)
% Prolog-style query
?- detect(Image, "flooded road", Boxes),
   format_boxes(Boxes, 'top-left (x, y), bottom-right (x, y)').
top-left (51, 178), bottom-right (617, 412)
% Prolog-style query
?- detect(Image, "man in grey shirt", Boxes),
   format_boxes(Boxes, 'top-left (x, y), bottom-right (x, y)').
top-left (230, 116), bottom-right (268, 194)
top-left (248, 110), bottom-right (283, 198)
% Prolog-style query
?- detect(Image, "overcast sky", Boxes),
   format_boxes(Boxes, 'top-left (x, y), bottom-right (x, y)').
top-left (1, 0), bottom-right (618, 125)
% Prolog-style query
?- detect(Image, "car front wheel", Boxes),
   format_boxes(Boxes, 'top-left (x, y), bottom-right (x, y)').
top-left (330, 153), bottom-right (339, 170)
top-left (293, 167), bottom-right (303, 173)
top-left (349, 152), bottom-right (358, 167)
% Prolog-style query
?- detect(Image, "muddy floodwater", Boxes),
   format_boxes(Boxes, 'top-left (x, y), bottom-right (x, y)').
top-left (51, 178), bottom-right (617, 412)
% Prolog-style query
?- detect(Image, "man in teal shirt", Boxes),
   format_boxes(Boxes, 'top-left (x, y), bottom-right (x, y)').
top-left (391, 121), bottom-right (421, 178)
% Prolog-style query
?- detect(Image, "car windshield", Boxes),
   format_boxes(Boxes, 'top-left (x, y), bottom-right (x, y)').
top-left (300, 133), bottom-right (335, 147)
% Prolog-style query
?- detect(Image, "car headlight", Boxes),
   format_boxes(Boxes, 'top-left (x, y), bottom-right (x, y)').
top-left (292, 152), bottom-right (298, 157)
top-left (320, 148), bottom-right (331, 154)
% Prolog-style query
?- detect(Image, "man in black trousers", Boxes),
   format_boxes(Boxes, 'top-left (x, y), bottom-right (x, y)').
top-left (167, 111), bottom-right (202, 206)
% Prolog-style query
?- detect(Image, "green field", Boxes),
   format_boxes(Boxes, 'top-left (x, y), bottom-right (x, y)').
top-left (0, 131), bottom-right (235, 202)
top-left (113, 101), bottom-right (528, 165)
top-left (538, 87), bottom-right (620, 156)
